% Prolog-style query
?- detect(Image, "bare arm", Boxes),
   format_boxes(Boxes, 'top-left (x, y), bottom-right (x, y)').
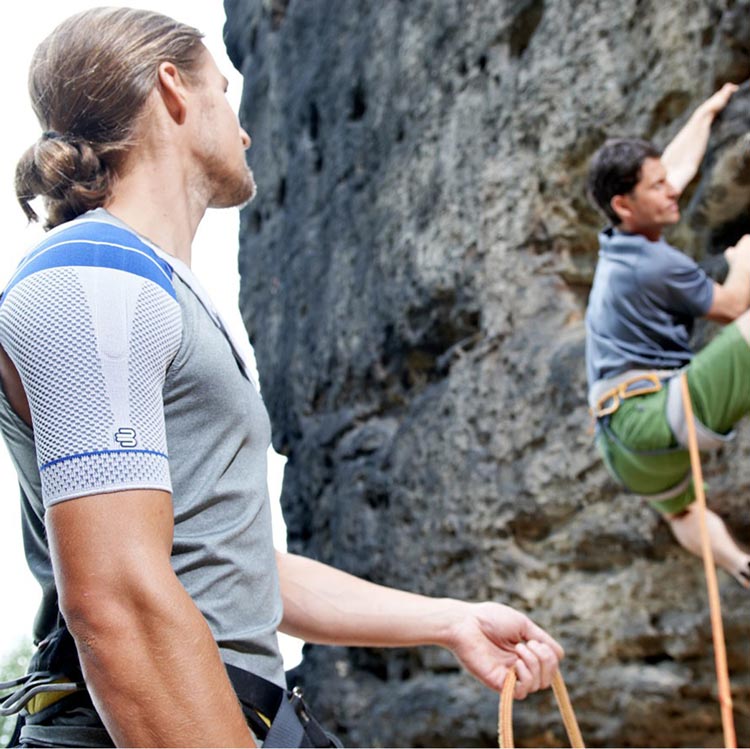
top-left (48, 489), bottom-right (255, 748)
top-left (276, 551), bottom-right (563, 699)
top-left (661, 83), bottom-right (738, 194)
top-left (706, 234), bottom-right (750, 322)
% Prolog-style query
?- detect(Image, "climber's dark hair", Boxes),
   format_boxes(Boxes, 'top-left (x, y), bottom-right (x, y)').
top-left (587, 138), bottom-right (662, 224)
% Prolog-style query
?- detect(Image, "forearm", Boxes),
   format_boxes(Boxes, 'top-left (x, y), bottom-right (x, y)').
top-left (276, 551), bottom-right (465, 649)
top-left (661, 104), bottom-right (717, 193)
top-left (68, 572), bottom-right (255, 748)
top-left (276, 551), bottom-right (564, 698)
top-left (48, 492), bottom-right (254, 748)
top-left (724, 263), bottom-right (750, 311)
top-left (707, 265), bottom-right (750, 322)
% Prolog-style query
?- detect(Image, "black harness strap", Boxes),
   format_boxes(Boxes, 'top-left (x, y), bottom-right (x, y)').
top-left (224, 664), bottom-right (341, 748)
top-left (225, 663), bottom-right (284, 721)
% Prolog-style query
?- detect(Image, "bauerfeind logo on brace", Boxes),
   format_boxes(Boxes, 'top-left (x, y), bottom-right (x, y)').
top-left (114, 428), bottom-right (138, 448)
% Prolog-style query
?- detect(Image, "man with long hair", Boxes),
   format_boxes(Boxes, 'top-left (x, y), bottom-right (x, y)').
top-left (0, 8), bottom-right (562, 747)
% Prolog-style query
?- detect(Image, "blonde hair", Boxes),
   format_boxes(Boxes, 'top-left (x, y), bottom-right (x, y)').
top-left (16, 7), bottom-right (205, 229)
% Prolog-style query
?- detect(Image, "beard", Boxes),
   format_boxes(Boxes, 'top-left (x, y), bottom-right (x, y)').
top-left (204, 154), bottom-right (257, 209)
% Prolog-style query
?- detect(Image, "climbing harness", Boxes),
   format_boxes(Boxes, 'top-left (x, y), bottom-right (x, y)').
top-left (498, 669), bottom-right (584, 748)
top-left (679, 373), bottom-right (736, 749)
top-left (591, 369), bottom-right (735, 452)
top-left (0, 624), bottom-right (340, 748)
top-left (226, 663), bottom-right (342, 748)
top-left (590, 371), bottom-right (663, 419)
top-left (0, 673), bottom-right (81, 718)
top-left (589, 366), bottom-right (738, 518)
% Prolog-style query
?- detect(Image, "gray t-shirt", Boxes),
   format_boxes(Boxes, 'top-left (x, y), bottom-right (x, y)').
top-left (585, 228), bottom-right (714, 386)
top-left (0, 211), bottom-right (285, 717)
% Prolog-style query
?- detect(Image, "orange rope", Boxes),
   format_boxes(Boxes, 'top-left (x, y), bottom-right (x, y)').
top-left (680, 373), bottom-right (736, 749)
top-left (551, 670), bottom-right (584, 748)
top-left (498, 670), bottom-right (516, 748)
top-left (498, 669), bottom-right (584, 748)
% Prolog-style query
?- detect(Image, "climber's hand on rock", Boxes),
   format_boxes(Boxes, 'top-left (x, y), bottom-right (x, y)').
top-left (699, 82), bottom-right (739, 118)
top-left (724, 234), bottom-right (750, 271)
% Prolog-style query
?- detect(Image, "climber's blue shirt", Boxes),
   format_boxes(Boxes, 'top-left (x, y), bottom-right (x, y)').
top-left (585, 227), bottom-right (714, 386)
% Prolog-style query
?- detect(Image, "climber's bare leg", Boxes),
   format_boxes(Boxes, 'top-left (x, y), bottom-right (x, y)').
top-left (666, 504), bottom-right (750, 588)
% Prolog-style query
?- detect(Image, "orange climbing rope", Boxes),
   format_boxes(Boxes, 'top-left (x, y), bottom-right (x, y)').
top-left (679, 373), bottom-right (736, 749)
top-left (498, 669), bottom-right (584, 748)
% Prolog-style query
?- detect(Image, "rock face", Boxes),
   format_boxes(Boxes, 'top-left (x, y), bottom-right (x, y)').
top-left (223, 1), bottom-right (750, 746)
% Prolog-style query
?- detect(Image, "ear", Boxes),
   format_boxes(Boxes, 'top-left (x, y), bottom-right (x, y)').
top-left (610, 194), bottom-right (633, 224)
top-left (156, 61), bottom-right (188, 125)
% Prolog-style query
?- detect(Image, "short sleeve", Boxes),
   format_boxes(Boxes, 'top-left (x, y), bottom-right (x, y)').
top-left (0, 226), bottom-right (182, 506)
top-left (640, 245), bottom-right (714, 318)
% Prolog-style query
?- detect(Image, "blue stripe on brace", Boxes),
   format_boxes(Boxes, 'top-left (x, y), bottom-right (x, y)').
top-left (40, 448), bottom-right (169, 472)
top-left (3, 221), bottom-right (175, 302)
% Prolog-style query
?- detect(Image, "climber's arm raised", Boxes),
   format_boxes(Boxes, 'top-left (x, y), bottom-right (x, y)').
top-left (661, 83), bottom-right (738, 194)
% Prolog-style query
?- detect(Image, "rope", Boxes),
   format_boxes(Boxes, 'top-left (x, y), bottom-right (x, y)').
top-left (498, 670), bottom-right (515, 749)
top-left (498, 669), bottom-right (584, 748)
top-left (551, 670), bottom-right (584, 748)
top-left (679, 373), bottom-right (736, 749)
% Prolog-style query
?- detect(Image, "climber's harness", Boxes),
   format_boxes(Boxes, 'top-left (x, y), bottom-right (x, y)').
top-left (589, 371), bottom-right (664, 420)
top-left (0, 625), bottom-right (340, 748)
top-left (226, 664), bottom-right (341, 748)
top-left (589, 368), bottom-right (734, 451)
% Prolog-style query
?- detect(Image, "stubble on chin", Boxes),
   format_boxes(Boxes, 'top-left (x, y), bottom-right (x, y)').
top-left (209, 165), bottom-right (257, 209)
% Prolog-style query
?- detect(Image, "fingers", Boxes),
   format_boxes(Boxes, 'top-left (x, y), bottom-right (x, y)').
top-left (715, 82), bottom-right (739, 105)
top-left (524, 619), bottom-right (565, 661)
top-left (528, 640), bottom-right (559, 688)
top-left (512, 640), bottom-right (561, 700)
top-left (513, 652), bottom-right (536, 700)
top-left (704, 82), bottom-right (739, 115)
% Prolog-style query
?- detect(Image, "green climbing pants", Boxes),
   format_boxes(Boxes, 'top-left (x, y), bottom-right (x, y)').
top-left (595, 323), bottom-right (750, 515)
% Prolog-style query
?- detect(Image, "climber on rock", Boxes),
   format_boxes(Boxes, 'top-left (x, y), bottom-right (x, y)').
top-left (585, 82), bottom-right (750, 587)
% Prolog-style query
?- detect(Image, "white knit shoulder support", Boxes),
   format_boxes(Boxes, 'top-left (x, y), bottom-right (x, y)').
top-left (0, 221), bottom-right (182, 506)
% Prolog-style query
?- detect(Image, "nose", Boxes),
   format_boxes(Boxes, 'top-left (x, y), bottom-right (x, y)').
top-left (666, 180), bottom-right (678, 198)
top-left (240, 128), bottom-right (251, 150)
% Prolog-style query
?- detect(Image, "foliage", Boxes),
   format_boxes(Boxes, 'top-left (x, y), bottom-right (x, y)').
top-left (0, 639), bottom-right (33, 747)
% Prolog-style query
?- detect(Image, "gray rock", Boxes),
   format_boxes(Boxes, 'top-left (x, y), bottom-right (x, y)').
top-left (224, 0), bottom-right (750, 745)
